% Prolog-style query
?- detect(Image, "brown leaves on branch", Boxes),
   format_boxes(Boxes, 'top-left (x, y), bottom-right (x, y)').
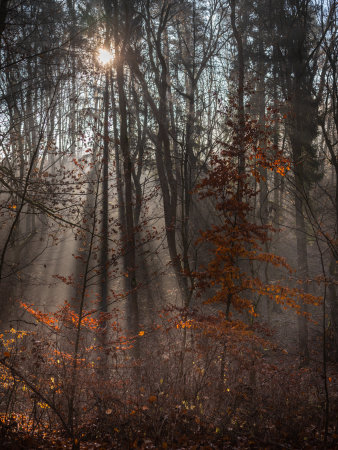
top-left (194, 94), bottom-right (321, 319)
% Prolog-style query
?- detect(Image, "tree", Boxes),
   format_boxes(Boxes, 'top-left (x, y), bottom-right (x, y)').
top-left (316, 0), bottom-right (338, 359)
top-left (195, 93), bottom-right (316, 320)
top-left (270, 0), bottom-right (324, 362)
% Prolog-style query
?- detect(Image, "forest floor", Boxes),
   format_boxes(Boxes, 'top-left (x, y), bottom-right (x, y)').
top-left (1, 417), bottom-right (338, 449)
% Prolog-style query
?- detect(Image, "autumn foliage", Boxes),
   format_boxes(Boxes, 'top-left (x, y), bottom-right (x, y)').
top-left (1, 301), bottom-right (337, 449)
top-left (195, 97), bottom-right (320, 318)
top-left (0, 98), bottom-right (335, 449)
top-left (0, 97), bottom-right (335, 449)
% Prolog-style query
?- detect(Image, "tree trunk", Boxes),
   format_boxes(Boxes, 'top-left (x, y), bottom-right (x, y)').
top-left (100, 68), bottom-right (110, 315)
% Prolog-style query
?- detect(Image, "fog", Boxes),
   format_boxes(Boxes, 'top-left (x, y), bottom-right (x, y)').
top-left (0, 0), bottom-right (337, 448)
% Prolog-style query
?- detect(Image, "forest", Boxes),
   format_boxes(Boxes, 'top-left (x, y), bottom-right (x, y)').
top-left (0, 0), bottom-right (337, 448)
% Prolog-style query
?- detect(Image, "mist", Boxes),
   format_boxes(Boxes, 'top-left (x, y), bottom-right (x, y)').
top-left (0, 0), bottom-right (337, 448)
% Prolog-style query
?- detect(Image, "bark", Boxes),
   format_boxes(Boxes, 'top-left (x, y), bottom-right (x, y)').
top-left (111, 77), bottom-right (126, 234)
top-left (67, 0), bottom-right (77, 155)
top-left (328, 258), bottom-right (338, 360)
top-left (116, 60), bottom-right (139, 340)
top-left (290, 95), bottom-right (310, 363)
top-left (318, 57), bottom-right (338, 359)
top-left (257, 40), bottom-right (268, 227)
top-left (100, 69), bottom-right (109, 314)
top-left (130, 78), bottom-right (146, 228)
top-left (113, 0), bottom-right (140, 348)
top-left (230, 0), bottom-right (245, 180)
top-left (0, 0), bottom-right (9, 41)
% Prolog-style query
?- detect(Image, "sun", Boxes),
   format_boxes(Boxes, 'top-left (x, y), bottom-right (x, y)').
top-left (97, 48), bottom-right (114, 65)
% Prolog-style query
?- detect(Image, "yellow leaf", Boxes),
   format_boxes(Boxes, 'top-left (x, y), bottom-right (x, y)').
top-left (138, 331), bottom-right (145, 336)
top-left (216, 427), bottom-right (220, 433)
